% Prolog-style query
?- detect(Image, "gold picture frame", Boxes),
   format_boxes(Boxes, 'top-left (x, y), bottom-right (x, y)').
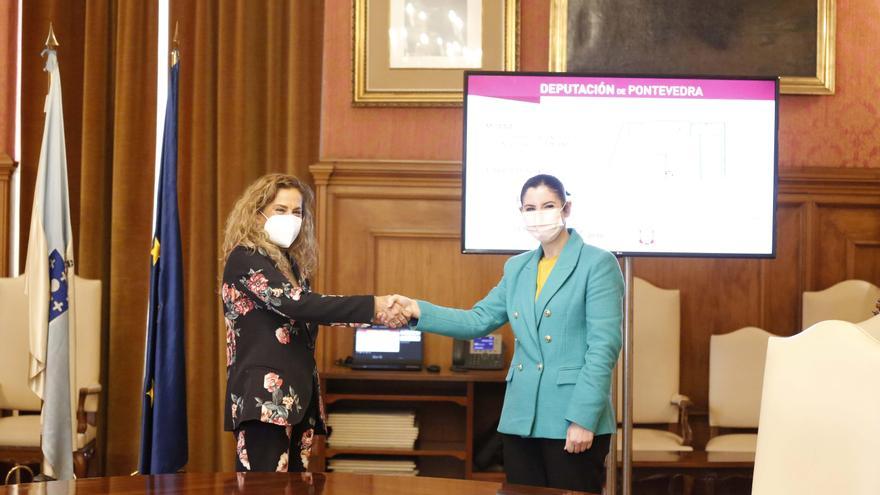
top-left (354, 0), bottom-right (520, 106)
top-left (549, 0), bottom-right (835, 95)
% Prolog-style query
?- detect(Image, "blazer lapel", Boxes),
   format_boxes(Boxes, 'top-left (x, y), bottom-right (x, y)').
top-left (520, 249), bottom-right (541, 349)
top-left (535, 231), bottom-right (583, 328)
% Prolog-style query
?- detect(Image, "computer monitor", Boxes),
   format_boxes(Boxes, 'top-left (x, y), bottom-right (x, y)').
top-left (351, 327), bottom-right (423, 370)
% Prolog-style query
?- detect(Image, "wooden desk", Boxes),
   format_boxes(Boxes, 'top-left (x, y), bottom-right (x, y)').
top-left (317, 368), bottom-right (508, 480)
top-left (628, 451), bottom-right (754, 495)
top-left (321, 367), bottom-right (508, 383)
top-left (0, 472), bottom-right (597, 495)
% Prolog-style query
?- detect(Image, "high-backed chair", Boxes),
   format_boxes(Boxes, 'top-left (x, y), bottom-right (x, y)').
top-left (0, 277), bottom-right (42, 481)
top-left (616, 277), bottom-right (692, 454)
top-left (71, 276), bottom-right (102, 476)
top-left (752, 321), bottom-right (880, 494)
top-left (706, 327), bottom-right (773, 456)
top-left (801, 280), bottom-right (880, 329)
top-left (0, 275), bottom-right (102, 479)
top-left (857, 314), bottom-right (880, 341)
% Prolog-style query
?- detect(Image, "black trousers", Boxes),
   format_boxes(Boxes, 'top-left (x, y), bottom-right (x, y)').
top-left (234, 420), bottom-right (317, 472)
top-left (502, 433), bottom-right (611, 493)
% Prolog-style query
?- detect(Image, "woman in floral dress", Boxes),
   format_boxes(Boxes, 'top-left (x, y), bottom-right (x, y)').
top-left (221, 174), bottom-right (403, 472)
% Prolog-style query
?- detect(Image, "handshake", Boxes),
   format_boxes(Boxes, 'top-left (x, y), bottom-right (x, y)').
top-left (372, 294), bottom-right (421, 328)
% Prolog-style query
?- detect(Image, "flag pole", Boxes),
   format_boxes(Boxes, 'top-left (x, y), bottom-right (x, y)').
top-left (170, 21), bottom-right (179, 67)
top-left (30, 19), bottom-right (76, 482)
top-left (139, 20), bottom-right (187, 475)
top-left (45, 22), bottom-right (60, 48)
top-left (44, 23), bottom-right (59, 96)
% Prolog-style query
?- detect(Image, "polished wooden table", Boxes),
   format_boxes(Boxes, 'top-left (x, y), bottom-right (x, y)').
top-left (0, 472), bottom-right (598, 495)
top-left (627, 451), bottom-right (755, 495)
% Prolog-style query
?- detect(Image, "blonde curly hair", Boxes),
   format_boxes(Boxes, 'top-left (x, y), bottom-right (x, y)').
top-left (222, 174), bottom-right (317, 283)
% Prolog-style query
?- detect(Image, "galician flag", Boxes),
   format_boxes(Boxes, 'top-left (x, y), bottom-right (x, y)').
top-left (24, 46), bottom-right (77, 481)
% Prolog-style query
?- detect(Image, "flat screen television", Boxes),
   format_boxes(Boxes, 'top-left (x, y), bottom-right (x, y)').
top-left (461, 72), bottom-right (779, 258)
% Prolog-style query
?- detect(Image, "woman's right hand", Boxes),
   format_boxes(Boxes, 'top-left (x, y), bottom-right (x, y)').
top-left (386, 294), bottom-right (420, 320)
top-left (374, 295), bottom-right (408, 328)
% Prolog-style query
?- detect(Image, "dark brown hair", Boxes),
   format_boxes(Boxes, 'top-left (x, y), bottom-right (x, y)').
top-left (520, 174), bottom-right (568, 204)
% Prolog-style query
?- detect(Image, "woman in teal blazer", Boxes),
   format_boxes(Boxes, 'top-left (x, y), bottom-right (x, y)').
top-left (391, 175), bottom-right (623, 492)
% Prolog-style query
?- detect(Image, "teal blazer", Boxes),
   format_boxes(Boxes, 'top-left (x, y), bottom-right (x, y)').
top-left (416, 230), bottom-right (623, 439)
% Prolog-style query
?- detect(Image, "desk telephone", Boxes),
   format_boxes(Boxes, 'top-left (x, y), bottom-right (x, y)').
top-left (452, 333), bottom-right (505, 370)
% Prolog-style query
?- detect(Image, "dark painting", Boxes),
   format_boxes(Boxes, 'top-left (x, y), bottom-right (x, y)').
top-left (566, 0), bottom-right (817, 78)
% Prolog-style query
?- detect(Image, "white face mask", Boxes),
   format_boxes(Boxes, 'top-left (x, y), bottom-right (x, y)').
top-left (262, 212), bottom-right (302, 248)
top-left (522, 207), bottom-right (565, 243)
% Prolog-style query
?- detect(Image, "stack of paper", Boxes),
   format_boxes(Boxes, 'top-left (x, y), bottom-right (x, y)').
top-left (327, 410), bottom-right (419, 449)
top-left (328, 459), bottom-right (418, 476)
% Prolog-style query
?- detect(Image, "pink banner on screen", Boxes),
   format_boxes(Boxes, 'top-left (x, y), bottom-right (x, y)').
top-left (467, 75), bottom-right (777, 102)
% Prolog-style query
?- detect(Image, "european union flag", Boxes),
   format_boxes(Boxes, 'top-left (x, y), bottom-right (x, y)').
top-left (139, 54), bottom-right (187, 474)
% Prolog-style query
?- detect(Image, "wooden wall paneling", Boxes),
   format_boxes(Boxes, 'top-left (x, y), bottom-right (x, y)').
top-left (325, 193), bottom-right (459, 368)
top-left (369, 231), bottom-right (511, 370)
top-left (0, 153), bottom-right (14, 277)
top-left (761, 203), bottom-right (807, 336)
top-left (311, 161), bottom-right (511, 371)
top-left (311, 162), bottom-right (334, 293)
top-left (803, 201), bottom-right (818, 298)
top-left (312, 163), bottom-right (880, 416)
top-left (814, 204), bottom-right (880, 290)
top-left (782, 169), bottom-right (880, 293)
top-left (846, 240), bottom-right (880, 281)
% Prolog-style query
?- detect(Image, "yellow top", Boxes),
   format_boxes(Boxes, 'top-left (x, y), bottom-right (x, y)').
top-left (535, 256), bottom-right (558, 300)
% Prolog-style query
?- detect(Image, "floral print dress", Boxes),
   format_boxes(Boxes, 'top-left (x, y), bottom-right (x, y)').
top-left (222, 246), bottom-right (374, 471)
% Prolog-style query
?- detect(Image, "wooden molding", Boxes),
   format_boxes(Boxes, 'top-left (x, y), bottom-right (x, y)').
top-left (312, 160), bottom-right (880, 196)
top-left (0, 152), bottom-right (16, 277)
top-left (310, 162), bottom-right (335, 186)
top-left (310, 160), bottom-right (461, 187)
top-left (778, 167), bottom-right (880, 199)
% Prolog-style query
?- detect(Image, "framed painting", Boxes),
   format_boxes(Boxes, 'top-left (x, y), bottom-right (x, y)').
top-left (354, 0), bottom-right (520, 106)
top-left (549, 0), bottom-right (835, 95)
